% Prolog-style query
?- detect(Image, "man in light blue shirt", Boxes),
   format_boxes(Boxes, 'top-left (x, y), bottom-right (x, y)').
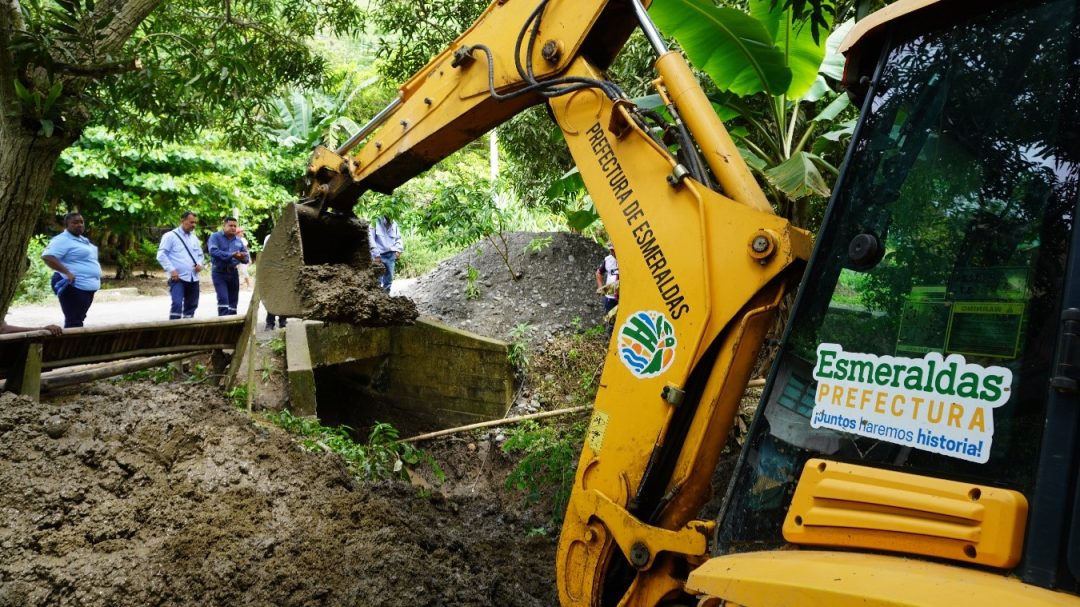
top-left (156, 211), bottom-right (205, 319)
top-left (207, 216), bottom-right (250, 315)
top-left (369, 215), bottom-right (403, 293)
top-left (42, 212), bottom-right (102, 328)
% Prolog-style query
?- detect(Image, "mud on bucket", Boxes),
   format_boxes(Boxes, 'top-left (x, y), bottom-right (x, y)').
top-left (259, 202), bottom-right (371, 318)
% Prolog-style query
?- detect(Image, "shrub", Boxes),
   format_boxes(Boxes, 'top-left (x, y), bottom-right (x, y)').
top-left (14, 235), bottom-right (54, 305)
top-left (502, 419), bottom-right (586, 523)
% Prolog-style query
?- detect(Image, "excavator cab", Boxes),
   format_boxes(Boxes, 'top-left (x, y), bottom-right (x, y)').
top-left (694, 0), bottom-right (1080, 600)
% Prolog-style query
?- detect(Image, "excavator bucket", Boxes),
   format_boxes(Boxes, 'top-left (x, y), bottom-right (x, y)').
top-left (258, 202), bottom-right (371, 318)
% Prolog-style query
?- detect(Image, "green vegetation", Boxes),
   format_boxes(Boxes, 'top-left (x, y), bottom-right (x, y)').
top-left (226, 385), bottom-right (250, 409)
top-left (264, 411), bottom-right (443, 482)
top-left (13, 236), bottom-right (52, 306)
top-left (502, 419), bottom-right (587, 523)
top-left (507, 324), bottom-right (531, 375)
top-left (464, 264), bottom-right (481, 301)
top-left (116, 365), bottom-right (176, 384)
top-left (269, 336), bottom-right (287, 355)
top-left (524, 236), bottom-right (552, 255)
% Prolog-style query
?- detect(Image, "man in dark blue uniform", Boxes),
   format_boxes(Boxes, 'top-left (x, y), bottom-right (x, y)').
top-left (207, 217), bottom-right (250, 316)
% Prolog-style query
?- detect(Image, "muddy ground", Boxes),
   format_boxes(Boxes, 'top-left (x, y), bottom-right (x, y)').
top-left (0, 382), bottom-right (558, 607)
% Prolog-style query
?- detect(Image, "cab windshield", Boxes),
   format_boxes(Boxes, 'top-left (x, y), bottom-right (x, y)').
top-left (717, 0), bottom-right (1079, 552)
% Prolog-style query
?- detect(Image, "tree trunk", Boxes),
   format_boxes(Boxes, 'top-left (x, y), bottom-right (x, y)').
top-left (0, 130), bottom-right (74, 320)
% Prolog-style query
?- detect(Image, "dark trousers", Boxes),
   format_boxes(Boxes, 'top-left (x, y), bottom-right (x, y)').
top-left (56, 285), bottom-right (95, 328)
top-left (265, 312), bottom-right (288, 329)
top-left (168, 279), bottom-right (199, 319)
top-left (603, 296), bottom-right (618, 336)
top-left (212, 270), bottom-right (239, 316)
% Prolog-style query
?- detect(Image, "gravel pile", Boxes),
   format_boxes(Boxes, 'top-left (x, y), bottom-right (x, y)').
top-left (400, 231), bottom-right (607, 343)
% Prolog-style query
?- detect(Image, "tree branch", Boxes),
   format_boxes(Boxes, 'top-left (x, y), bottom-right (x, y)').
top-left (54, 57), bottom-right (142, 77)
top-left (95, 0), bottom-right (164, 55)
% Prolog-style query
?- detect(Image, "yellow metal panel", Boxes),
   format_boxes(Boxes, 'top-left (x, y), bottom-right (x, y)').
top-left (784, 459), bottom-right (1027, 568)
top-left (686, 550), bottom-right (1080, 607)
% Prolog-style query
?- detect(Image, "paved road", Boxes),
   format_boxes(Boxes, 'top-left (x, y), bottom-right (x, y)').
top-left (6, 287), bottom-right (256, 328)
top-left (7, 278), bottom-right (415, 329)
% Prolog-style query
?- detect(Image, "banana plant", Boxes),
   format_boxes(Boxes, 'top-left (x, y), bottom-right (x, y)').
top-left (260, 76), bottom-right (374, 152)
top-left (650, 0), bottom-right (855, 227)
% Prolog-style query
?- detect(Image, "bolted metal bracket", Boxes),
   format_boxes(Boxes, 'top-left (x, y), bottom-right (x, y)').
top-left (666, 164), bottom-right (690, 186)
top-left (451, 46), bottom-right (476, 69)
top-left (661, 384), bottom-right (685, 406)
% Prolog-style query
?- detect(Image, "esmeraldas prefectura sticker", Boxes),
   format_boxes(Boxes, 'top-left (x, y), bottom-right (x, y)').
top-left (811, 343), bottom-right (1013, 463)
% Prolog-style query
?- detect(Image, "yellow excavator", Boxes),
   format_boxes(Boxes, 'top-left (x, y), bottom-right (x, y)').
top-left (260, 0), bottom-right (1080, 604)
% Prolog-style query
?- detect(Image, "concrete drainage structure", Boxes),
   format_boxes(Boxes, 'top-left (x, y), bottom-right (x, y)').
top-left (285, 316), bottom-right (514, 431)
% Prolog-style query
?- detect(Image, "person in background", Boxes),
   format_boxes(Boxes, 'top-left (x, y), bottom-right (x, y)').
top-left (156, 211), bottom-right (204, 320)
top-left (369, 215), bottom-right (403, 294)
top-left (595, 241), bottom-right (619, 336)
top-left (262, 233), bottom-right (287, 330)
top-left (236, 227), bottom-right (253, 289)
top-left (41, 211), bottom-right (102, 328)
top-left (207, 216), bottom-right (250, 316)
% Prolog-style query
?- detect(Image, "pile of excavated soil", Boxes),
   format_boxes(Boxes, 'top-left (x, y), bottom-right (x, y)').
top-left (400, 231), bottom-right (607, 342)
top-left (0, 382), bottom-right (557, 607)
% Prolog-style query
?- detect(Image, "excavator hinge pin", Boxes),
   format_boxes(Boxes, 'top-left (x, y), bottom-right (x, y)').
top-left (400, 119), bottom-right (409, 129)
top-left (629, 542), bottom-right (650, 568)
top-left (424, 97), bottom-right (433, 106)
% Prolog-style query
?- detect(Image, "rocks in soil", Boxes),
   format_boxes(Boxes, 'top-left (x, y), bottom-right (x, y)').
top-left (400, 231), bottom-right (607, 342)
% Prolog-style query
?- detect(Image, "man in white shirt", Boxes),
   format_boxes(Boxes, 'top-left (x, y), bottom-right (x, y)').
top-left (156, 211), bottom-right (205, 319)
top-left (369, 215), bottom-right (403, 293)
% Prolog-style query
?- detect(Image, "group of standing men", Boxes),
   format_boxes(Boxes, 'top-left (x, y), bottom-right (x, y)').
top-left (155, 212), bottom-right (250, 320)
top-left (36, 210), bottom-right (252, 328)
top-left (36, 210), bottom-right (404, 329)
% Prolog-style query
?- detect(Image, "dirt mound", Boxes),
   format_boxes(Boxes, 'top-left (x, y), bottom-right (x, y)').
top-left (0, 382), bottom-right (556, 607)
top-left (400, 231), bottom-right (607, 342)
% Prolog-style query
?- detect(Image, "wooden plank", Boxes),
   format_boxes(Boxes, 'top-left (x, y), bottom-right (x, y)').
top-left (4, 342), bottom-right (42, 400)
top-left (40, 344), bottom-right (233, 370)
top-left (40, 352), bottom-right (205, 391)
top-left (227, 285), bottom-right (262, 390)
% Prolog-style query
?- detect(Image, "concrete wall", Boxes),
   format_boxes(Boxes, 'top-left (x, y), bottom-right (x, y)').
top-left (286, 317), bottom-right (513, 427)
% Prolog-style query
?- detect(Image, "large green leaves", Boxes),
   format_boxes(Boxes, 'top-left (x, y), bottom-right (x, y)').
top-left (763, 151), bottom-right (830, 199)
top-left (649, 0), bottom-right (791, 96)
top-left (749, 0), bottom-right (830, 98)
